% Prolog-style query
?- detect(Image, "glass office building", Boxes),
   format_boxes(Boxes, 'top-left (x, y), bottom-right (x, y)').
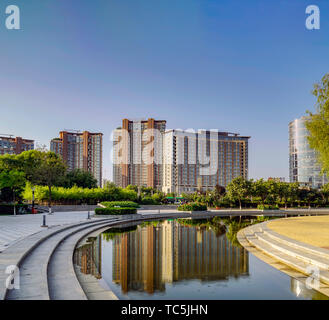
top-left (289, 116), bottom-right (327, 188)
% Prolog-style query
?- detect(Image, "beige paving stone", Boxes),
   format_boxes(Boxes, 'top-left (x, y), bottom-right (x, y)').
top-left (268, 216), bottom-right (329, 248)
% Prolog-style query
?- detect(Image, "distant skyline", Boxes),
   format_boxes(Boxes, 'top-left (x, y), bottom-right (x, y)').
top-left (1, 0), bottom-right (329, 181)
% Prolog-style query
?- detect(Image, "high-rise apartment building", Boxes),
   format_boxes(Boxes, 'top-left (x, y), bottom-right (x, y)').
top-left (162, 129), bottom-right (249, 193)
top-left (113, 118), bottom-right (166, 189)
top-left (113, 119), bottom-right (250, 193)
top-left (50, 131), bottom-right (103, 186)
top-left (289, 116), bottom-right (327, 188)
top-left (0, 135), bottom-right (34, 155)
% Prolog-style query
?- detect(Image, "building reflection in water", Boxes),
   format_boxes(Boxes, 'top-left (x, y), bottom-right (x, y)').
top-left (74, 219), bottom-right (329, 299)
top-left (74, 236), bottom-right (102, 279)
top-left (110, 220), bottom-right (249, 294)
top-left (290, 278), bottom-right (328, 300)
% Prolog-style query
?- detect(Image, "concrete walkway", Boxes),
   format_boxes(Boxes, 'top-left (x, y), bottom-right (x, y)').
top-left (0, 212), bottom-right (93, 253)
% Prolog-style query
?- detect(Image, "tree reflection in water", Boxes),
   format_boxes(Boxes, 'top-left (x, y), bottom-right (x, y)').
top-left (73, 216), bottom-right (329, 300)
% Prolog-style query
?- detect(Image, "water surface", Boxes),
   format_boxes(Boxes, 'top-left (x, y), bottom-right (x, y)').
top-left (74, 217), bottom-right (328, 300)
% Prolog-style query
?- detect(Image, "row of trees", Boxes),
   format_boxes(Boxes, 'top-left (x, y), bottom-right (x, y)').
top-left (0, 150), bottom-right (98, 210)
top-left (23, 182), bottom-right (166, 205)
top-left (2, 151), bottom-right (329, 211)
top-left (182, 177), bottom-right (329, 209)
top-left (0, 150), bottom-right (168, 208)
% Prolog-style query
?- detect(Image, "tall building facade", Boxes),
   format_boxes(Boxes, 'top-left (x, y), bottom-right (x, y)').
top-left (0, 135), bottom-right (34, 155)
top-left (50, 131), bottom-right (103, 186)
top-left (113, 120), bottom-right (250, 193)
top-left (113, 118), bottom-right (166, 189)
top-left (289, 116), bottom-right (327, 188)
top-left (162, 130), bottom-right (249, 193)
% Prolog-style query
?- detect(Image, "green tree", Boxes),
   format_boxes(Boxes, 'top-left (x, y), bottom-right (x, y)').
top-left (16, 150), bottom-right (44, 186)
top-left (214, 184), bottom-right (226, 200)
top-left (305, 73), bottom-right (329, 174)
top-left (288, 182), bottom-right (300, 207)
top-left (266, 180), bottom-right (280, 204)
top-left (251, 179), bottom-right (269, 205)
top-left (58, 169), bottom-right (98, 188)
top-left (0, 169), bottom-right (26, 214)
top-left (298, 187), bottom-right (319, 209)
top-left (0, 154), bottom-right (20, 171)
top-left (226, 177), bottom-right (250, 210)
top-left (277, 182), bottom-right (290, 209)
top-left (319, 183), bottom-right (329, 204)
top-left (32, 152), bottom-right (66, 212)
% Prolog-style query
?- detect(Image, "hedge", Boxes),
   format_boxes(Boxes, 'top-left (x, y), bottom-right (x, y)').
top-left (0, 204), bottom-right (30, 215)
top-left (23, 185), bottom-right (138, 205)
top-left (100, 201), bottom-right (139, 208)
top-left (94, 207), bottom-right (137, 215)
top-left (257, 204), bottom-right (279, 210)
top-left (178, 203), bottom-right (207, 212)
top-left (139, 196), bottom-right (160, 205)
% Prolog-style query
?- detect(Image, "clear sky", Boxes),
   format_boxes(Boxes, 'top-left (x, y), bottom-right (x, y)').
top-left (1, 0), bottom-right (329, 181)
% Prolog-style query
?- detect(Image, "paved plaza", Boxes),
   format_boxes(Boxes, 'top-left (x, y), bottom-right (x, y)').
top-left (0, 211), bottom-right (94, 253)
top-left (268, 215), bottom-right (329, 249)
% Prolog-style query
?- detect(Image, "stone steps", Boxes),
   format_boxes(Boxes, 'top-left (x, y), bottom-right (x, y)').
top-left (1, 212), bottom-right (186, 300)
top-left (0, 217), bottom-right (116, 300)
top-left (262, 228), bottom-right (329, 260)
top-left (254, 232), bottom-right (329, 270)
top-left (5, 219), bottom-right (121, 300)
top-left (242, 221), bottom-right (329, 287)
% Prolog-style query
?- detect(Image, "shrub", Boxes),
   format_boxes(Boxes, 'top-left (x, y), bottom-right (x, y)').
top-left (178, 202), bottom-right (207, 212)
top-left (94, 207), bottom-right (137, 215)
top-left (140, 196), bottom-right (160, 205)
top-left (0, 204), bottom-right (30, 215)
top-left (257, 204), bottom-right (279, 210)
top-left (101, 201), bottom-right (139, 208)
top-left (23, 184), bottom-right (138, 205)
top-left (216, 199), bottom-right (232, 208)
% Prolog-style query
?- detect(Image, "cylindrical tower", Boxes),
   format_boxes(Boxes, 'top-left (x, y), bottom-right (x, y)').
top-left (289, 116), bottom-right (327, 188)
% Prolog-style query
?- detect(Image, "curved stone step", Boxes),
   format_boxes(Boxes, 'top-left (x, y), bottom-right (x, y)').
top-left (254, 232), bottom-right (329, 270)
top-left (243, 225), bottom-right (329, 287)
top-left (1, 218), bottom-right (114, 300)
top-left (2, 212), bottom-right (192, 300)
top-left (47, 220), bottom-right (123, 300)
top-left (260, 223), bottom-right (329, 260)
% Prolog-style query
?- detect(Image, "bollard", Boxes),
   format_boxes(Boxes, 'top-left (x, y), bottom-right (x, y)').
top-left (41, 215), bottom-right (48, 228)
top-left (48, 207), bottom-right (53, 215)
top-left (87, 211), bottom-right (91, 220)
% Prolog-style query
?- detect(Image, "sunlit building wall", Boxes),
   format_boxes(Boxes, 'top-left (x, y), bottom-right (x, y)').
top-left (289, 116), bottom-right (327, 188)
top-left (162, 130), bottom-right (250, 193)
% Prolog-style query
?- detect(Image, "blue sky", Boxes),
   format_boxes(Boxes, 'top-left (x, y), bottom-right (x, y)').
top-left (1, 0), bottom-right (329, 180)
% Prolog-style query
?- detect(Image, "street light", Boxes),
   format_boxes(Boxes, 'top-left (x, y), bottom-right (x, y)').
top-left (31, 186), bottom-right (35, 214)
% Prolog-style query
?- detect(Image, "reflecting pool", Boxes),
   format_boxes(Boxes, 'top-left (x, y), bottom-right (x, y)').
top-left (74, 217), bottom-right (328, 300)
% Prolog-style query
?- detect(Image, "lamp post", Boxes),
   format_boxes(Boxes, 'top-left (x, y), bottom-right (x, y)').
top-left (13, 189), bottom-right (16, 216)
top-left (32, 186), bottom-right (35, 214)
